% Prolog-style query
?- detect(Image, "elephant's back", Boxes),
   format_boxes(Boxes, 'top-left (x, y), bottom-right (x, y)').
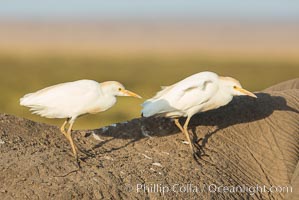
top-left (264, 78), bottom-right (299, 92)
top-left (187, 82), bottom-right (299, 200)
top-left (266, 79), bottom-right (299, 200)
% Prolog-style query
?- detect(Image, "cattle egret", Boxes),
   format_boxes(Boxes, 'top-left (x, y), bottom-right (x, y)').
top-left (141, 71), bottom-right (257, 152)
top-left (20, 80), bottom-right (141, 159)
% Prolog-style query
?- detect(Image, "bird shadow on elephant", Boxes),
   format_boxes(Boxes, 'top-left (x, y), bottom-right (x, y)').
top-left (88, 92), bottom-right (298, 158)
top-left (188, 92), bottom-right (298, 159)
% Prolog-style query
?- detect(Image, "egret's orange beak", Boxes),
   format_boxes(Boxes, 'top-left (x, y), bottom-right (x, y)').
top-left (235, 87), bottom-right (257, 98)
top-left (122, 89), bottom-right (142, 99)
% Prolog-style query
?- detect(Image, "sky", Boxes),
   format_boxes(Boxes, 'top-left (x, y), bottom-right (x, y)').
top-left (0, 0), bottom-right (298, 20)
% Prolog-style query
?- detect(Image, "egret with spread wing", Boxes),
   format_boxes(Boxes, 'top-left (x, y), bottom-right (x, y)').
top-left (141, 71), bottom-right (257, 152)
top-left (20, 80), bottom-right (141, 159)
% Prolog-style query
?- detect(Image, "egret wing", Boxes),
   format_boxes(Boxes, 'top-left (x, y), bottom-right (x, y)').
top-left (20, 80), bottom-right (101, 118)
top-left (142, 72), bottom-right (219, 116)
top-left (163, 78), bottom-right (217, 110)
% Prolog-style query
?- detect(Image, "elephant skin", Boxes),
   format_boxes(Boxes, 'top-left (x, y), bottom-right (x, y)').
top-left (0, 78), bottom-right (298, 199)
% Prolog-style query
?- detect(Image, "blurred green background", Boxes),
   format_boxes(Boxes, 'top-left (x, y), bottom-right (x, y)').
top-left (1, 54), bottom-right (298, 129)
top-left (0, 1), bottom-right (298, 129)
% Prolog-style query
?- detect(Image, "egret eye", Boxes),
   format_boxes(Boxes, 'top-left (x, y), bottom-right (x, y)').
top-left (118, 88), bottom-right (122, 91)
top-left (233, 86), bottom-right (237, 89)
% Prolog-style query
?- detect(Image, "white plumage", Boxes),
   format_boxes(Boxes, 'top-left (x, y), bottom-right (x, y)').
top-left (21, 80), bottom-right (116, 120)
top-left (141, 71), bottom-right (257, 152)
top-left (20, 79), bottom-right (141, 159)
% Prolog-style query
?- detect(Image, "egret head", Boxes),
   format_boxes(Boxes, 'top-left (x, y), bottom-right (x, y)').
top-left (102, 81), bottom-right (142, 98)
top-left (220, 77), bottom-right (257, 98)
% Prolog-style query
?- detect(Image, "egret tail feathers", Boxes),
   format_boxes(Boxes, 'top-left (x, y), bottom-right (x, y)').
top-left (141, 99), bottom-right (175, 117)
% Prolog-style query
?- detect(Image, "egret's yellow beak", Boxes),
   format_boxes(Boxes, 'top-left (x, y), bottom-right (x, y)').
top-left (121, 89), bottom-right (142, 99)
top-left (235, 87), bottom-right (257, 98)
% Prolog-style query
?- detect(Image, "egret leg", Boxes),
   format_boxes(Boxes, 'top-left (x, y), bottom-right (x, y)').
top-left (183, 116), bottom-right (194, 152)
top-left (65, 122), bottom-right (78, 159)
top-left (60, 119), bottom-right (80, 157)
top-left (61, 120), bottom-right (93, 158)
top-left (174, 119), bottom-right (184, 133)
top-left (60, 119), bottom-right (69, 136)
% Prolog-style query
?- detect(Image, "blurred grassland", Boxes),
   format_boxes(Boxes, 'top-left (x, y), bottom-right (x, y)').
top-left (0, 54), bottom-right (298, 129)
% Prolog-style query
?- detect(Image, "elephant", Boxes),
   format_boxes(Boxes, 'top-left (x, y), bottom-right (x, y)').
top-left (0, 78), bottom-right (298, 199)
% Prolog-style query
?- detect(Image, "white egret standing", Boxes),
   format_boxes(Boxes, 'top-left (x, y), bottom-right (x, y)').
top-left (20, 80), bottom-right (141, 159)
top-left (141, 71), bottom-right (257, 152)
